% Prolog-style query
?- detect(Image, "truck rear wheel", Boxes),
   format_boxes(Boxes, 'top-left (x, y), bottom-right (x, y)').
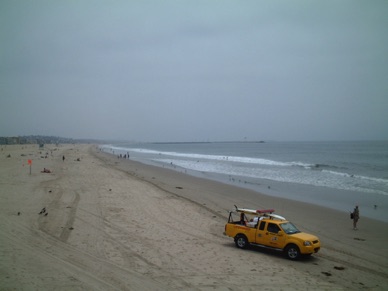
top-left (235, 235), bottom-right (249, 249)
top-left (285, 244), bottom-right (300, 260)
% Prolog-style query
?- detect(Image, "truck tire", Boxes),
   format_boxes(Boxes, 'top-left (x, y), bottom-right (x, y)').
top-left (235, 235), bottom-right (249, 249)
top-left (285, 244), bottom-right (300, 260)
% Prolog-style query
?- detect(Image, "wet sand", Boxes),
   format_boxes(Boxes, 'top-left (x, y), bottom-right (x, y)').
top-left (1, 144), bottom-right (387, 290)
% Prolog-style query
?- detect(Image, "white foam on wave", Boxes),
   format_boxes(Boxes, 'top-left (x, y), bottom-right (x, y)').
top-left (124, 148), bottom-right (314, 168)
top-left (322, 170), bottom-right (388, 184)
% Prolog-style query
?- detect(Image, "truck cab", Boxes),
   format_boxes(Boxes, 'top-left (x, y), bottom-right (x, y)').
top-left (224, 206), bottom-right (321, 260)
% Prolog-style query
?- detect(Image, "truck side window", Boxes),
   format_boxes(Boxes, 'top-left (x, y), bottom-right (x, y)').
top-left (259, 221), bottom-right (266, 231)
top-left (267, 223), bottom-right (280, 233)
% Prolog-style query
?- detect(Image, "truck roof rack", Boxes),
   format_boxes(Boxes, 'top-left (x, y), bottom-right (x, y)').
top-left (233, 205), bottom-right (286, 220)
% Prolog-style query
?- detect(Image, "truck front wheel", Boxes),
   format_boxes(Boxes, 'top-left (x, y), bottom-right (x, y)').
top-left (235, 235), bottom-right (249, 249)
top-left (285, 244), bottom-right (300, 260)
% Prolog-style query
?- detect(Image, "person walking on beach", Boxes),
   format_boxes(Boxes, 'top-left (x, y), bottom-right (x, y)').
top-left (352, 205), bottom-right (360, 230)
top-left (62, 155), bottom-right (65, 162)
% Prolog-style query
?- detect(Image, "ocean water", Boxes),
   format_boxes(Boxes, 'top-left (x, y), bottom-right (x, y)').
top-left (100, 141), bottom-right (388, 222)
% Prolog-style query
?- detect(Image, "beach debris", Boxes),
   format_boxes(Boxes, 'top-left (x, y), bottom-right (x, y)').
top-left (354, 237), bottom-right (366, 241)
top-left (334, 266), bottom-right (345, 270)
top-left (69, 227), bottom-right (74, 230)
top-left (49, 190), bottom-right (52, 193)
top-left (44, 213), bottom-right (48, 216)
top-left (39, 207), bottom-right (46, 214)
top-left (176, 186), bottom-right (183, 189)
top-left (17, 212), bottom-right (21, 216)
top-left (321, 271), bottom-right (332, 276)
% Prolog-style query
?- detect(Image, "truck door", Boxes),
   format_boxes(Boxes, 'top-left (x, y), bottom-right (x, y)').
top-left (266, 222), bottom-right (286, 248)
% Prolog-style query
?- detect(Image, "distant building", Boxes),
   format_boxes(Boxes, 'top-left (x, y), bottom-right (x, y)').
top-left (6, 137), bottom-right (20, 144)
top-left (0, 135), bottom-right (100, 145)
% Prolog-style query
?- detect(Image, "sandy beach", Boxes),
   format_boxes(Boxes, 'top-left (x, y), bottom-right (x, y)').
top-left (1, 144), bottom-right (387, 290)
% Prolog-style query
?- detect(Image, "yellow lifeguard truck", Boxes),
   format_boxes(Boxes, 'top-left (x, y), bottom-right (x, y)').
top-left (224, 206), bottom-right (321, 260)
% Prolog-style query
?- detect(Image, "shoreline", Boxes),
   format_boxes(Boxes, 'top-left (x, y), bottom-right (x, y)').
top-left (95, 146), bottom-right (388, 228)
top-left (101, 145), bottom-right (388, 223)
top-left (1, 144), bottom-right (387, 290)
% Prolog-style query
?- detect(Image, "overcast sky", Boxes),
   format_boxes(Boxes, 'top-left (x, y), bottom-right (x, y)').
top-left (1, 1), bottom-right (387, 142)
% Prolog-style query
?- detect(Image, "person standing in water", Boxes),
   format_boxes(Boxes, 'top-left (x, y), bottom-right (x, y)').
top-left (352, 205), bottom-right (360, 230)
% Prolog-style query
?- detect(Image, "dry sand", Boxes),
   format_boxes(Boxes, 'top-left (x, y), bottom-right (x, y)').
top-left (0, 144), bottom-right (387, 290)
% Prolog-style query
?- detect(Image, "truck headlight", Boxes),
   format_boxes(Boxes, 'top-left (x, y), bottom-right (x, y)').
top-left (304, 241), bottom-right (312, 246)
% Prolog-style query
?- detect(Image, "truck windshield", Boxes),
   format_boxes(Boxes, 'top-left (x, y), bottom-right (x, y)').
top-left (280, 222), bottom-right (300, 234)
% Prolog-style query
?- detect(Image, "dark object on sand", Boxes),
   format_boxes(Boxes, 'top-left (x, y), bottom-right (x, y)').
top-left (44, 213), bottom-right (48, 216)
top-left (39, 207), bottom-right (46, 214)
top-left (334, 266), bottom-right (345, 270)
top-left (17, 212), bottom-right (21, 216)
top-left (354, 237), bottom-right (366, 241)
